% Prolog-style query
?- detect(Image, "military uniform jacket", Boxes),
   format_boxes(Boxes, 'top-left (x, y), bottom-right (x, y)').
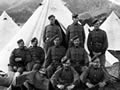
top-left (87, 28), bottom-right (108, 53)
top-left (82, 66), bottom-right (106, 85)
top-left (44, 46), bottom-right (66, 68)
top-left (66, 46), bottom-right (89, 66)
top-left (29, 46), bottom-right (45, 64)
top-left (66, 23), bottom-right (85, 47)
top-left (9, 47), bottom-right (31, 67)
top-left (51, 66), bottom-right (79, 86)
top-left (43, 24), bottom-right (62, 43)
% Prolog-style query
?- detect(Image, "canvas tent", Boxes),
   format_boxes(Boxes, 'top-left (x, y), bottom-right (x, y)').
top-left (100, 11), bottom-right (120, 65)
top-left (0, 0), bottom-right (73, 72)
top-left (84, 23), bottom-right (118, 67)
top-left (0, 11), bottom-right (20, 51)
top-left (84, 24), bottom-right (94, 53)
top-left (100, 11), bottom-right (120, 50)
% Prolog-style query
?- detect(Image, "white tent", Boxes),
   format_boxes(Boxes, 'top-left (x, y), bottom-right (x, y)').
top-left (100, 11), bottom-right (120, 50)
top-left (0, 0), bottom-right (72, 72)
top-left (84, 24), bottom-right (94, 53)
top-left (0, 11), bottom-right (20, 51)
top-left (84, 23), bottom-right (118, 67)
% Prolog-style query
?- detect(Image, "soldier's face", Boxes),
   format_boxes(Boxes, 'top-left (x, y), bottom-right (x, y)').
top-left (49, 17), bottom-right (55, 24)
top-left (63, 63), bottom-right (70, 68)
top-left (54, 38), bottom-right (61, 46)
top-left (18, 41), bottom-right (24, 48)
top-left (73, 18), bottom-right (79, 24)
top-left (93, 58), bottom-right (100, 68)
top-left (73, 38), bottom-right (80, 46)
top-left (32, 40), bottom-right (38, 46)
top-left (94, 22), bottom-right (100, 28)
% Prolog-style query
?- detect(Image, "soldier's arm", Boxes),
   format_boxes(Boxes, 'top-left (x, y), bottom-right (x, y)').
top-left (43, 48), bottom-right (52, 68)
top-left (50, 68), bottom-right (62, 86)
top-left (25, 49), bottom-right (32, 65)
top-left (87, 32), bottom-right (93, 53)
top-left (8, 49), bottom-right (16, 71)
top-left (71, 67), bottom-right (80, 85)
top-left (84, 49), bottom-right (89, 66)
top-left (80, 67), bottom-right (90, 83)
top-left (43, 26), bottom-right (47, 43)
top-left (65, 48), bottom-right (71, 59)
top-left (101, 31), bottom-right (108, 54)
top-left (58, 26), bottom-right (63, 41)
top-left (82, 26), bottom-right (86, 45)
top-left (66, 26), bottom-right (70, 44)
top-left (40, 47), bottom-right (45, 65)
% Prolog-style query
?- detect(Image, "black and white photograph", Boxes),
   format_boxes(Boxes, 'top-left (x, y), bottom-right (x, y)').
top-left (0, 0), bottom-right (120, 90)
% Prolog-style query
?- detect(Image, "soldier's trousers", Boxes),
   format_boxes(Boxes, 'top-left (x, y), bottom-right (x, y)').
top-left (44, 42), bottom-right (54, 55)
top-left (71, 64), bottom-right (83, 75)
top-left (27, 62), bottom-right (41, 71)
top-left (46, 63), bottom-right (60, 78)
top-left (0, 71), bottom-right (14, 87)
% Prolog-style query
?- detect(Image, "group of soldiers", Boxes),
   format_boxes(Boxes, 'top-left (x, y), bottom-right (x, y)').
top-left (0, 13), bottom-right (110, 90)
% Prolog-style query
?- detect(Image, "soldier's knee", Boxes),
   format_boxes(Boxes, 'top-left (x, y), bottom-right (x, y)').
top-left (32, 64), bottom-right (40, 71)
top-left (17, 67), bottom-right (24, 73)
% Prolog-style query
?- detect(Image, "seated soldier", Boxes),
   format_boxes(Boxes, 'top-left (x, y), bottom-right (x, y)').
top-left (8, 39), bottom-right (31, 87)
top-left (51, 59), bottom-right (80, 90)
top-left (43, 36), bottom-right (66, 78)
top-left (82, 58), bottom-right (107, 90)
top-left (65, 36), bottom-right (89, 75)
top-left (28, 37), bottom-right (45, 71)
top-left (16, 68), bottom-right (50, 90)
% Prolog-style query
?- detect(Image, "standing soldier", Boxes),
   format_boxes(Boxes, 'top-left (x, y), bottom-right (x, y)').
top-left (43, 36), bottom-right (66, 78)
top-left (87, 21), bottom-right (108, 66)
top-left (8, 39), bottom-right (31, 89)
top-left (66, 36), bottom-right (89, 75)
top-left (66, 14), bottom-right (85, 48)
top-left (28, 37), bottom-right (45, 71)
top-left (43, 15), bottom-right (63, 54)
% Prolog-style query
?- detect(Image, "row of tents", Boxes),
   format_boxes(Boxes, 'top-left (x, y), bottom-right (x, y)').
top-left (0, 0), bottom-right (119, 73)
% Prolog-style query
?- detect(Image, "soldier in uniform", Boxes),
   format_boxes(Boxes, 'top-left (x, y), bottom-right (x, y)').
top-left (66, 14), bottom-right (85, 48)
top-left (8, 39), bottom-right (31, 75)
top-left (43, 15), bottom-right (63, 54)
top-left (66, 36), bottom-right (89, 75)
top-left (28, 37), bottom-right (45, 71)
top-left (51, 59), bottom-right (80, 90)
top-left (8, 39), bottom-right (31, 89)
top-left (81, 58), bottom-right (107, 90)
top-left (87, 21), bottom-right (108, 66)
top-left (43, 36), bottom-right (66, 78)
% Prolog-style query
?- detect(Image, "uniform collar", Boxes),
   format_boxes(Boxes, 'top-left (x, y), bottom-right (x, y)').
top-left (55, 45), bottom-right (60, 48)
top-left (50, 23), bottom-right (56, 26)
top-left (72, 22), bottom-right (79, 25)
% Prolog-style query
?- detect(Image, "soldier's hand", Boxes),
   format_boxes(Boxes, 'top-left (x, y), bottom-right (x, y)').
top-left (98, 81), bottom-right (106, 87)
top-left (67, 84), bottom-right (75, 90)
top-left (86, 82), bottom-right (94, 88)
top-left (81, 66), bottom-right (88, 71)
top-left (57, 84), bottom-right (64, 89)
